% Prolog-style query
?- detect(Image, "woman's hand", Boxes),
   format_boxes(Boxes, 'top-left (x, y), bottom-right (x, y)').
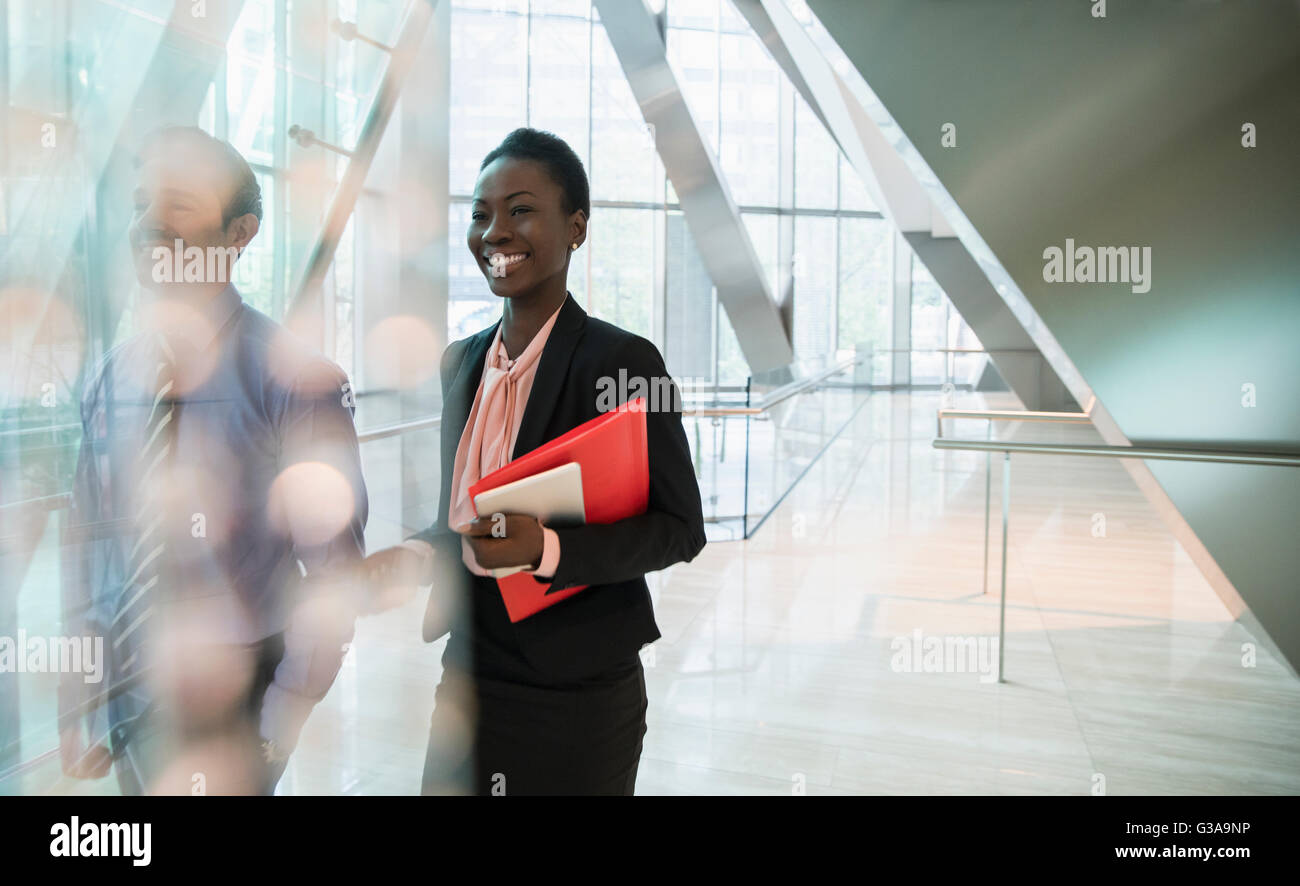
top-left (358, 544), bottom-right (431, 612)
top-left (458, 513), bottom-right (544, 571)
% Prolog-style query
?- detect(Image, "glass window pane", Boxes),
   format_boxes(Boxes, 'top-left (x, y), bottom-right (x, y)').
top-left (528, 15), bottom-right (590, 171)
top-left (741, 212), bottom-right (779, 297)
top-left (668, 0), bottom-right (718, 31)
top-left (449, 10), bottom-right (528, 195)
top-left (666, 211), bottom-right (714, 380)
top-left (719, 0), bottom-right (748, 33)
top-left (7, 0), bottom-right (74, 111)
top-left (569, 222), bottom-right (589, 309)
top-left (793, 216), bottom-right (835, 360)
top-left (591, 22), bottom-right (660, 203)
top-left (720, 33), bottom-right (780, 207)
top-left (587, 208), bottom-right (654, 340)
top-left (911, 258), bottom-right (945, 349)
top-left (453, 0), bottom-right (527, 12)
top-left (667, 27), bottom-right (718, 155)
top-left (794, 95), bottom-right (836, 210)
top-left (910, 254), bottom-right (946, 383)
top-left (716, 308), bottom-right (747, 385)
top-left (532, 0), bottom-right (591, 16)
top-left (838, 154), bottom-right (876, 212)
top-left (226, 0), bottom-right (276, 166)
top-left (447, 202), bottom-right (499, 341)
top-left (837, 217), bottom-right (890, 358)
top-left (947, 286), bottom-right (983, 382)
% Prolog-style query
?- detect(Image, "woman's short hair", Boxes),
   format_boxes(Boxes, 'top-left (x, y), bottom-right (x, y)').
top-left (480, 128), bottom-right (590, 219)
top-left (135, 126), bottom-right (263, 226)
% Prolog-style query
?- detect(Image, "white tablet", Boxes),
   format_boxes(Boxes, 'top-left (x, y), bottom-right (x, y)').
top-left (472, 462), bottom-right (586, 578)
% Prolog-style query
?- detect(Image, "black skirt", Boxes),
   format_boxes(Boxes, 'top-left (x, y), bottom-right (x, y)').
top-left (421, 653), bottom-right (648, 796)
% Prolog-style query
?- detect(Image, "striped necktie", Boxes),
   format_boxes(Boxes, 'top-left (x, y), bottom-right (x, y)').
top-left (111, 334), bottom-right (178, 678)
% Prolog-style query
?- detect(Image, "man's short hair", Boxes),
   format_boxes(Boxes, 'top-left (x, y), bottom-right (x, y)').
top-left (135, 126), bottom-right (263, 226)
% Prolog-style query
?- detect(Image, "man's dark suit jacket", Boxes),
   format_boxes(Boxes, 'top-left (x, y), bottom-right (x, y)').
top-left (409, 292), bottom-right (707, 683)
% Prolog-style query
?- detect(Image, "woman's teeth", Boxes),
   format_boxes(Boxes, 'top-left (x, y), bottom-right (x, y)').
top-left (488, 253), bottom-right (527, 277)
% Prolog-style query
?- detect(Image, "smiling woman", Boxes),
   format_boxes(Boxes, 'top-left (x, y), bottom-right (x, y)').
top-left (359, 128), bottom-right (706, 796)
top-left (467, 128), bottom-right (590, 357)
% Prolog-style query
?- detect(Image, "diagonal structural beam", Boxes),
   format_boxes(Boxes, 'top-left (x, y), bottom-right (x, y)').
top-left (593, 0), bottom-right (793, 374)
top-left (284, 0), bottom-right (438, 338)
top-left (732, 0), bottom-right (914, 226)
top-left (733, 0), bottom-right (1074, 409)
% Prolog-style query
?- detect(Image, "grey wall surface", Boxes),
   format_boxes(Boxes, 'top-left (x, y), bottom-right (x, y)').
top-left (809, 0), bottom-right (1300, 669)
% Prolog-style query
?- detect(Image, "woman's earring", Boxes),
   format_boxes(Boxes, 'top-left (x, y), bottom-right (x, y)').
top-left (571, 242), bottom-right (578, 250)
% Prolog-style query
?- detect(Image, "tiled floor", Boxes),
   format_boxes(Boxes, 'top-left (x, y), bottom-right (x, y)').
top-left (278, 389), bottom-right (1300, 795)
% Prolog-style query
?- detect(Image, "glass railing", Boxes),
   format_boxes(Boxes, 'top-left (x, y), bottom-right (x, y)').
top-left (932, 410), bottom-right (1300, 683)
top-left (683, 346), bottom-right (873, 541)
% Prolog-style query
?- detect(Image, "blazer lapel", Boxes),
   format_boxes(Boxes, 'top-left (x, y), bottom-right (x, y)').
top-left (511, 292), bottom-right (586, 460)
top-left (438, 321), bottom-right (500, 531)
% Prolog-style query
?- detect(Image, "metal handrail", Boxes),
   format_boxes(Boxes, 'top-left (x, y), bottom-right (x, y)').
top-left (873, 347), bottom-right (1030, 353)
top-left (754, 356), bottom-right (862, 408)
top-left (937, 408), bottom-right (1090, 436)
top-left (680, 383), bottom-right (750, 394)
top-left (933, 439), bottom-right (1300, 467)
top-left (0, 422), bottom-right (81, 439)
top-left (0, 491), bottom-right (71, 512)
top-left (935, 398), bottom-right (1095, 438)
top-left (936, 401), bottom-right (1095, 599)
top-left (938, 409), bottom-right (1089, 422)
top-left (681, 356), bottom-right (863, 417)
top-left (0, 417), bottom-right (442, 515)
top-left (355, 415), bottom-right (440, 443)
top-left (932, 433), bottom-right (1300, 684)
top-left (684, 407), bottom-right (762, 417)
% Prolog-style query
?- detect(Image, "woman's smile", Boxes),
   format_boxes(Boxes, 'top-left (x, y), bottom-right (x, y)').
top-left (485, 251), bottom-right (531, 277)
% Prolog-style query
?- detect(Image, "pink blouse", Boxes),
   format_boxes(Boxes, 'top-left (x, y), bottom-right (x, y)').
top-left (445, 303), bottom-right (564, 578)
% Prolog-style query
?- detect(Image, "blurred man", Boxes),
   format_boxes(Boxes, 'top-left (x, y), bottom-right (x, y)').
top-left (58, 127), bottom-right (367, 795)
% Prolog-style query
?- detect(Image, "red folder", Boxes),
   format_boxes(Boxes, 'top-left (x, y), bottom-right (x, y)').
top-left (467, 398), bottom-right (650, 622)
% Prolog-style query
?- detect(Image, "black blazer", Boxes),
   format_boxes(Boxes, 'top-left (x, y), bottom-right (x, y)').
top-left (410, 292), bottom-right (707, 682)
